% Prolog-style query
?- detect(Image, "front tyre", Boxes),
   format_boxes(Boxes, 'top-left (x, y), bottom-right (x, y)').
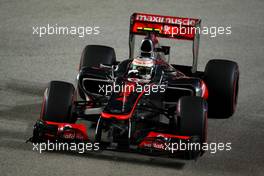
top-left (178, 96), bottom-right (208, 159)
top-left (41, 81), bottom-right (75, 123)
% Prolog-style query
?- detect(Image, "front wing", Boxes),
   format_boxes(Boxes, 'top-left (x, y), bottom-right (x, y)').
top-left (28, 119), bottom-right (201, 157)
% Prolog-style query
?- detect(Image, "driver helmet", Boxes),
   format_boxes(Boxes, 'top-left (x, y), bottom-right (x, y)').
top-left (128, 57), bottom-right (155, 80)
top-left (140, 39), bottom-right (155, 59)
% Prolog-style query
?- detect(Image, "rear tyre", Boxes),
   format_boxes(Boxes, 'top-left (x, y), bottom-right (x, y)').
top-left (79, 45), bottom-right (116, 69)
top-left (178, 96), bottom-right (207, 159)
top-left (204, 59), bottom-right (239, 118)
top-left (78, 45), bottom-right (116, 100)
top-left (41, 81), bottom-right (75, 123)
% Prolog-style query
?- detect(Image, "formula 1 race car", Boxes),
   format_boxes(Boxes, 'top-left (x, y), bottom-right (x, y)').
top-left (29, 13), bottom-right (239, 159)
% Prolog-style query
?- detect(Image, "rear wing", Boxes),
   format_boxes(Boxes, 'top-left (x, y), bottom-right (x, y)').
top-left (129, 13), bottom-right (201, 73)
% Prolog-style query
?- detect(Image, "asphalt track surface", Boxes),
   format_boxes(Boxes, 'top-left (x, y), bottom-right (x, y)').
top-left (0, 0), bottom-right (264, 176)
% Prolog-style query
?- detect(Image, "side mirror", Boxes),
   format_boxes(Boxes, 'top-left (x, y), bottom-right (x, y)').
top-left (154, 46), bottom-right (170, 55)
top-left (161, 46), bottom-right (170, 55)
top-left (99, 64), bottom-right (116, 80)
top-left (99, 63), bottom-right (112, 69)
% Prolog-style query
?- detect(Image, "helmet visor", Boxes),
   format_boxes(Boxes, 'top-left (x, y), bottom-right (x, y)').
top-left (132, 65), bottom-right (153, 77)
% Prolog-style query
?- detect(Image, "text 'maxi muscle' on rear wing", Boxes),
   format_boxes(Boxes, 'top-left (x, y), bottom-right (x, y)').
top-left (130, 13), bottom-right (201, 40)
top-left (129, 13), bottom-right (201, 73)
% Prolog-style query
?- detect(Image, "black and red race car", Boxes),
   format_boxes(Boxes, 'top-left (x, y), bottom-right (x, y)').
top-left (29, 13), bottom-right (239, 159)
